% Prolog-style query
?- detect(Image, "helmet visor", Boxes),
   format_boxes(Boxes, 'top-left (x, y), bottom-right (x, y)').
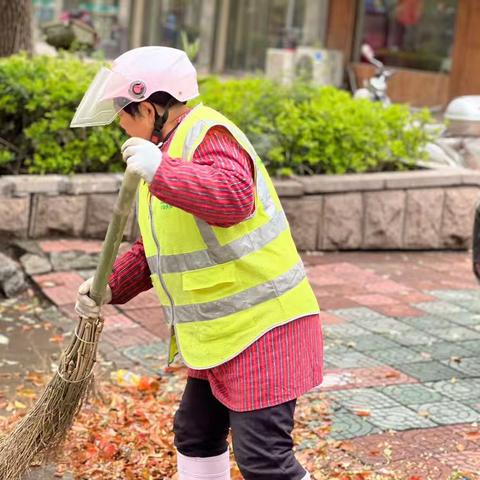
top-left (70, 67), bottom-right (135, 128)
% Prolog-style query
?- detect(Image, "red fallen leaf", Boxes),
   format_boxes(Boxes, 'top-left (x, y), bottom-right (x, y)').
top-left (49, 334), bottom-right (64, 343)
top-left (137, 376), bottom-right (160, 393)
top-left (354, 409), bottom-right (371, 417)
top-left (464, 430), bottom-right (480, 441)
top-left (384, 370), bottom-right (401, 379)
top-left (407, 476), bottom-right (424, 480)
top-left (98, 439), bottom-right (118, 459)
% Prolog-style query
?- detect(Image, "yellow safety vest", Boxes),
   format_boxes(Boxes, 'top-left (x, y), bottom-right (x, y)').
top-left (137, 104), bottom-right (319, 369)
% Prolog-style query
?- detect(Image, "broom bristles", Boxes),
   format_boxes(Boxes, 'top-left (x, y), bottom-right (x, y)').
top-left (0, 316), bottom-right (102, 480)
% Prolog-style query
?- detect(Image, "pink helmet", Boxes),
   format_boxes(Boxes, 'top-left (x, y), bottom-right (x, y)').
top-left (71, 46), bottom-right (199, 128)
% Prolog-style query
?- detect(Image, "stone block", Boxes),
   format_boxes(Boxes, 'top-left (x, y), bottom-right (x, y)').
top-left (322, 193), bottom-right (363, 250)
top-left (363, 190), bottom-right (406, 248)
top-left (0, 196), bottom-right (29, 238)
top-left (404, 189), bottom-right (444, 248)
top-left (30, 194), bottom-right (87, 237)
top-left (20, 253), bottom-right (52, 275)
top-left (3, 174), bottom-right (66, 195)
top-left (50, 251), bottom-right (99, 271)
top-left (66, 174), bottom-right (121, 195)
top-left (462, 170), bottom-right (480, 186)
top-left (441, 187), bottom-right (480, 248)
top-left (84, 193), bottom-right (134, 239)
top-left (281, 197), bottom-right (321, 251)
top-left (385, 170), bottom-right (464, 190)
top-left (297, 173), bottom-right (386, 194)
top-left (0, 178), bottom-right (14, 195)
top-left (0, 252), bottom-right (27, 297)
top-left (272, 178), bottom-right (304, 197)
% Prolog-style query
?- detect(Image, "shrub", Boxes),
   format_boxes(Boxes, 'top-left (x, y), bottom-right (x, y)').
top-left (198, 80), bottom-right (433, 176)
top-left (0, 54), bottom-right (434, 176)
top-left (0, 53), bottom-right (125, 174)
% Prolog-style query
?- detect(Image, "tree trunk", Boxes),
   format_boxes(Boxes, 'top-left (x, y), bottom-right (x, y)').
top-left (0, 0), bottom-right (33, 57)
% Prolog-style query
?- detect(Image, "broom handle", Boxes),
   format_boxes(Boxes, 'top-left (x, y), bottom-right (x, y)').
top-left (89, 168), bottom-right (141, 306)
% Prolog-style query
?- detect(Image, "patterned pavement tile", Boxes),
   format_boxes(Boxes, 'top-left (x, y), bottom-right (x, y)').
top-left (438, 451), bottom-right (480, 476)
top-left (410, 400), bottom-right (480, 425)
top-left (402, 315), bottom-right (456, 330)
top-left (426, 378), bottom-right (480, 402)
top-left (122, 307), bottom-right (169, 339)
top-left (463, 399), bottom-right (480, 412)
top-left (117, 290), bottom-right (159, 310)
top-left (123, 341), bottom-right (169, 373)
top-left (318, 311), bottom-right (346, 325)
top-left (386, 457), bottom-right (458, 480)
top-left (316, 296), bottom-right (362, 310)
top-left (323, 323), bottom-right (370, 339)
top-left (442, 356), bottom-right (480, 377)
top-left (323, 338), bottom-right (352, 354)
top-left (366, 346), bottom-right (428, 365)
top-left (428, 326), bottom-right (480, 342)
top-left (38, 239), bottom-right (103, 253)
top-left (458, 339), bottom-right (480, 353)
top-left (379, 383), bottom-right (449, 405)
top-left (324, 351), bottom-right (384, 369)
top-left (364, 280), bottom-right (410, 294)
top-left (366, 405), bottom-right (436, 431)
top-left (412, 341), bottom-right (478, 360)
top-left (322, 366), bottom-right (418, 391)
top-left (391, 290), bottom-right (437, 304)
top-left (323, 337), bottom-right (353, 353)
top-left (102, 326), bottom-right (160, 349)
top-left (349, 316), bottom-right (412, 334)
top-left (348, 424), bottom-right (480, 465)
top-left (327, 387), bottom-right (400, 410)
top-left (455, 299), bottom-right (480, 314)
top-left (383, 328), bottom-right (438, 346)
top-left (328, 307), bottom-right (388, 322)
top-left (370, 303), bottom-right (425, 318)
top-left (348, 294), bottom-right (400, 306)
top-left (328, 412), bottom-right (380, 440)
top-left (448, 312), bottom-right (480, 327)
top-left (427, 289), bottom-right (480, 303)
top-left (103, 313), bottom-right (137, 331)
top-left (414, 300), bottom-right (469, 316)
top-left (395, 361), bottom-right (466, 382)
top-left (344, 334), bottom-right (400, 352)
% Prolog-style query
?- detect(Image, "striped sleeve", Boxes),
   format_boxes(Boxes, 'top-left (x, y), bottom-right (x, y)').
top-left (108, 238), bottom-right (153, 304)
top-left (149, 126), bottom-right (255, 227)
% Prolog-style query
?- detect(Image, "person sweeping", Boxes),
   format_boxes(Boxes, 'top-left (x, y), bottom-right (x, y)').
top-left (73, 46), bottom-right (323, 480)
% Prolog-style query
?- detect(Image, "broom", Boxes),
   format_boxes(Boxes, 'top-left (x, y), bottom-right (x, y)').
top-left (0, 168), bottom-right (140, 480)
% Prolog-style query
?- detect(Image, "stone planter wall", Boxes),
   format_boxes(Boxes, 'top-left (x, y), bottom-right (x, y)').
top-left (1, 169), bottom-right (480, 250)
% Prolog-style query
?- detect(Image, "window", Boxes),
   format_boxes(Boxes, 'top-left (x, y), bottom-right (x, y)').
top-left (225, 0), bottom-right (306, 72)
top-left (359, 0), bottom-right (458, 72)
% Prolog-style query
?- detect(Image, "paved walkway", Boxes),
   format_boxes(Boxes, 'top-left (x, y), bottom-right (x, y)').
top-left (28, 241), bottom-right (480, 478)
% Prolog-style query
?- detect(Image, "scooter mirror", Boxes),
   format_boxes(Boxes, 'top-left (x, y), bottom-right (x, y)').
top-left (361, 44), bottom-right (375, 61)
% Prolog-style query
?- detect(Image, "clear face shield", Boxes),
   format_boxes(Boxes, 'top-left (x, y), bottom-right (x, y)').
top-left (70, 67), bottom-right (137, 128)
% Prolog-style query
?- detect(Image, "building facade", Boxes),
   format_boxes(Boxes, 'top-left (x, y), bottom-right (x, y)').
top-left (33, 0), bottom-right (480, 106)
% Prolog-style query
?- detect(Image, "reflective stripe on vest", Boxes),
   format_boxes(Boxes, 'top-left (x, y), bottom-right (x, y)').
top-left (149, 260), bottom-right (305, 324)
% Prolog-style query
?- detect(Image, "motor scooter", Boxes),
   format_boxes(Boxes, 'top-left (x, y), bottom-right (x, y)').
top-left (351, 44), bottom-right (480, 169)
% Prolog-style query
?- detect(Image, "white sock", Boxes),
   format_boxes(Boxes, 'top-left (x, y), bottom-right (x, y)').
top-left (177, 449), bottom-right (231, 480)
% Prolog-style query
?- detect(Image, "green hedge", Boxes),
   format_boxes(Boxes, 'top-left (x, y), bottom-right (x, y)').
top-left (0, 53), bottom-right (434, 176)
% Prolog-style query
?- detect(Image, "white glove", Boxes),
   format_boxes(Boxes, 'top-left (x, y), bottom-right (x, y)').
top-left (121, 137), bottom-right (163, 184)
top-left (75, 277), bottom-right (112, 319)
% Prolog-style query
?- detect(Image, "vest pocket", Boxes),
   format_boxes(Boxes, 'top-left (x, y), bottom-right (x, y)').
top-left (182, 262), bottom-right (236, 291)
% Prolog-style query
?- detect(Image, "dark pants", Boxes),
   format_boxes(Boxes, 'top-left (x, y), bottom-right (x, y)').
top-left (173, 377), bottom-right (306, 480)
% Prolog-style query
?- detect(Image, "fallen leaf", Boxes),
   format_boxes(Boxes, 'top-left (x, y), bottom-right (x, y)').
top-left (354, 409), bottom-right (371, 417)
top-left (49, 334), bottom-right (64, 343)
